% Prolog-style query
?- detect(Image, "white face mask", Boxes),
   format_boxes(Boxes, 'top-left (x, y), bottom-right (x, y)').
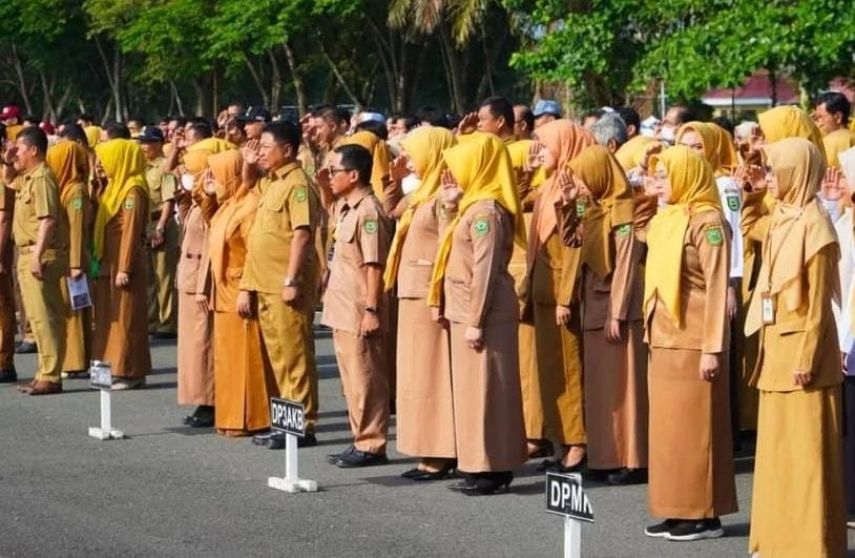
top-left (181, 173), bottom-right (195, 191)
top-left (659, 126), bottom-right (676, 144)
top-left (401, 174), bottom-right (420, 195)
top-left (819, 196), bottom-right (842, 221)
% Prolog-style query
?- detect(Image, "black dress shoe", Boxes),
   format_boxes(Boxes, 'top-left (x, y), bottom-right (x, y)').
top-left (15, 341), bottom-right (37, 354)
top-left (298, 432), bottom-right (318, 448)
top-left (267, 432), bottom-right (318, 450)
top-left (252, 430), bottom-right (277, 447)
top-left (334, 448), bottom-right (388, 468)
top-left (608, 468), bottom-right (648, 486)
top-left (0, 368), bottom-right (18, 384)
top-left (186, 405), bottom-right (214, 428)
top-left (327, 445), bottom-right (354, 464)
top-left (401, 467), bottom-right (422, 479)
top-left (449, 472), bottom-right (512, 496)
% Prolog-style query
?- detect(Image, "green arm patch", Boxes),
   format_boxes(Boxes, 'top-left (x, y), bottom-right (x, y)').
top-left (726, 195), bottom-right (740, 211)
top-left (617, 223), bottom-right (632, 237)
top-left (71, 197), bottom-right (84, 210)
top-left (363, 218), bottom-right (378, 234)
top-left (473, 217), bottom-right (490, 237)
top-left (123, 197), bottom-right (136, 210)
top-left (705, 226), bottom-right (723, 246)
top-left (575, 200), bottom-right (587, 217)
top-left (294, 185), bottom-right (308, 203)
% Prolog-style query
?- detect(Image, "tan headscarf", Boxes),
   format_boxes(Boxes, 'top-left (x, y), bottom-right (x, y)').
top-left (568, 145), bottom-right (635, 279)
top-left (343, 131), bottom-right (391, 200)
top-left (615, 134), bottom-right (654, 171)
top-left (45, 139), bottom-right (90, 204)
top-left (528, 120), bottom-right (596, 265)
top-left (383, 127), bottom-right (456, 290)
top-left (208, 150), bottom-right (256, 285)
top-left (758, 106), bottom-right (826, 159)
top-left (745, 137), bottom-right (839, 336)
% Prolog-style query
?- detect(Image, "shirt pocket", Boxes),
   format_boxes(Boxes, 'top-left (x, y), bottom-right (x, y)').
top-left (260, 188), bottom-right (288, 231)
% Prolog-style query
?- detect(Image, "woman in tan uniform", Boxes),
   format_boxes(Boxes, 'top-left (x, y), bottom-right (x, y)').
top-left (385, 126), bottom-right (457, 480)
top-left (561, 145), bottom-right (648, 485)
top-left (176, 145), bottom-right (219, 426)
top-left (46, 140), bottom-right (91, 377)
top-left (204, 150), bottom-right (276, 436)
top-left (91, 138), bottom-right (152, 389)
top-left (428, 132), bottom-right (527, 495)
top-left (741, 137), bottom-right (846, 557)
top-left (526, 120), bottom-right (595, 471)
top-left (642, 146), bottom-right (737, 541)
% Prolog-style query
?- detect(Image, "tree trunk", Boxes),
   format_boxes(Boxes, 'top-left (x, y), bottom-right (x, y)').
top-left (243, 54), bottom-right (270, 109)
top-left (192, 78), bottom-right (208, 116)
top-left (169, 80), bottom-right (185, 116)
top-left (319, 44), bottom-right (362, 107)
top-left (94, 37), bottom-right (123, 121)
top-left (282, 41), bottom-right (307, 117)
top-left (267, 48), bottom-right (282, 112)
top-left (438, 24), bottom-right (464, 114)
top-left (10, 45), bottom-right (33, 114)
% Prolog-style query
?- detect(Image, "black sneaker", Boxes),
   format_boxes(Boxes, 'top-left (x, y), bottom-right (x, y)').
top-left (0, 368), bottom-right (18, 384)
top-left (645, 519), bottom-right (677, 538)
top-left (666, 518), bottom-right (723, 541)
top-left (334, 448), bottom-right (389, 468)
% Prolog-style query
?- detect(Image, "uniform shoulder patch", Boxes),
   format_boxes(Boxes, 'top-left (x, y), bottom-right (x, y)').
top-left (705, 225), bottom-right (723, 246)
top-left (726, 194), bottom-right (740, 211)
top-left (294, 185), bottom-right (308, 202)
top-left (473, 215), bottom-right (490, 236)
top-left (363, 217), bottom-right (378, 234)
top-left (576, 200), bottom-right (587, 217)
top-left (71, 197), bottom-right (83, 210)
top-left (124, 196), bottom-right (136, 210)
top-left (617, 223), bottom-right (632, 237)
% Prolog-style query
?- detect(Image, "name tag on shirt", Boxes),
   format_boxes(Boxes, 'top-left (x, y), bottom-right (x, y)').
top-left (761, 292), bottom-right (774, 325)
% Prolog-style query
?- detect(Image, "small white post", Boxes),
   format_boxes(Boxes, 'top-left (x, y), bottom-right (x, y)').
top-left (88, 360), bottom-right (123, 440)
top-left (267, 435), bottom-right (317, 493)
top-left (564, 517), bottom-right (581, 558)
top-left (285, 434), bottom-right (298, 479)
top-left (101, 389), bottom-right (111, 432)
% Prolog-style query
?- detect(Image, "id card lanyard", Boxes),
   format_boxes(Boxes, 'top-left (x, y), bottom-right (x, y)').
top-left (761, 223), bottom-right (788, 325)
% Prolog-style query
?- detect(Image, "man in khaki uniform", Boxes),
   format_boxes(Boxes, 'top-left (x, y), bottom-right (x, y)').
top-left (239, 120), bottom-right (321, 450)
top-left (0, 161), bottom-right (16, 383)
top-left (138, 127), bottom-right (178, 337)
top-left (2, 127), bottom-right (67, 395)
top-left (320, 144), bottom-right (393, 468)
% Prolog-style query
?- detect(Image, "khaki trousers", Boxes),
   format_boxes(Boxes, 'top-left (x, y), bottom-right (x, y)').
top-left (17, 248), bottom-right (67, 383)
top-left (147, 219), bottom-right (178, 333)
top-left (332, 329), bottom-right (389, 454)
top-left (257, 292), bottom-right (318, 431)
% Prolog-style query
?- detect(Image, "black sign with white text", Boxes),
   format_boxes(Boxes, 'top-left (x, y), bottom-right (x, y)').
top-left (545, 472), bottom-right (594, 523)
top-left (269, 398), bottom-right (306, 438)
top-left (89, 360), bottom-right (112, 390)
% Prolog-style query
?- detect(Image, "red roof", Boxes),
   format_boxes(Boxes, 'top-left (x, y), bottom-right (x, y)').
top-left (704, 70), bottom-right (799, 103)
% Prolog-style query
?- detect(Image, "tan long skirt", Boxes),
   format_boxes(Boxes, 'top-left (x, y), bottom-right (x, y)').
top-left (395, 298), bottom-right (455, 458)
top-left (60, 277), bottom-right (91, 373)
top-left (92, 274), bottom-right (151, 379)
top-left (449, 321), bottom-right (527, 473)
top-left (519, 322), bottom-right (544, 440)
top-left (213, 312), bottom-right (275, 434)
top-left (648, 347), bottom-right (737, 519)
top-left (177, 290), bottom-right (213, 405)
top-left (583, 321), bottom-right (648, 470)
top-left (749, 386), bottom-right (846, 557)
top-left (533, 303), bottom-right (586, 445)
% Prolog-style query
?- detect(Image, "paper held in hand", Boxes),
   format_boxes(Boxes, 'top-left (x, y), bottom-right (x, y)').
top-left (67, 275), bottom-right (92, 311)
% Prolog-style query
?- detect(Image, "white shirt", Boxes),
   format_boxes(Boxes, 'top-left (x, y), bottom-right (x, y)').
top-left (716, 176), bottom-right (744, 279)
top-left (831, 207), bottom-right (854, 356)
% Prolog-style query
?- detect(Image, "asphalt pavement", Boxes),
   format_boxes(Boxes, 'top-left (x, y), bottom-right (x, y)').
top-left (1, 331), bottom-right (853, 557)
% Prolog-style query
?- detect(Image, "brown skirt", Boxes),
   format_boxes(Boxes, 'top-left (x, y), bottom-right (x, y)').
top-left (177, 290), bottom-right (213, 406)
top-left (92, 274), bottom-right (151, 379)
top-left (749, 386), bottom-right (846, 557)
top-left (449, 320), bottom-right (527, 473)
top-left (395, 298), bottom-right (455, 458)
top-left (519, 322), bottom-right (544, 440)
top-left (213, 312), bottom-right (275, 434)
top-left (648, 347), bottom-right (737, 519)
top-left (534, 303), bottom-right (586, 445)
top-left (583, 321), bottom-right (648, 469)
top-left (60, 277), bottom-right (91, 373)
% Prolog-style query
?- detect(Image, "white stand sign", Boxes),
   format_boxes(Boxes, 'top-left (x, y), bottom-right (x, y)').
top-left (563, 516), bottom-right (581, 558)
top-left (88, 361), bottom-right (124, 440)
top-left (545, 472), bottom-right (593, 558)
top-left (267, 398), bottom-right (317, 493)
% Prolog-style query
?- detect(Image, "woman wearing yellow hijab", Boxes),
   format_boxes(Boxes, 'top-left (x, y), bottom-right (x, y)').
top-left (757, 105), bottom-right (826, 158)
top-left (384, 126), bottom-right (458, 480)
top-left (203, 149), bottom-right (276, 437)
top-left (561, 144), bottom-right (648, 485)
top-left (642, 146), bottom-right (737, 541)
top-left (742, 138), bottom-right (846, 557)
top-left (343, 130), bottom-right (398, 212)
top-left (429, 132), bottom-right (527, 495)
top-left (525, 119), bottom-right (595, 473)
top-left (91, 138), bottom-right (152, 390)
top-left (45, 139), bottom-right (91, 377)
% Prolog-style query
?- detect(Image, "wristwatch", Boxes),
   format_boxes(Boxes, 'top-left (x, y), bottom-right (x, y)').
top-left (283, 277), bottom-right (297, 288)
top-left (365, 306), bottom-right (379, 314)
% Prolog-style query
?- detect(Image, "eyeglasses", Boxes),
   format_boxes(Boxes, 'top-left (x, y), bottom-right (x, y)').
top-left (328, 167), bottom-right (352, 175)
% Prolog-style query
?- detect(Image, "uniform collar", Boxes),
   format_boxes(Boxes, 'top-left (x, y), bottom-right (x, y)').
top-left (20, 162), bottom-right (47, 181)
top-left (271, 161), bottom-right (300, 180)
top-left (343, 187), bottom-right (372, 209)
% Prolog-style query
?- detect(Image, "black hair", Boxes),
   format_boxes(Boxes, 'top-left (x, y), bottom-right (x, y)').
top-left (262, 120), bottom-right (301, 153)
top-left (615, 107), bottom-right (641, 131)
top-left (669, 104), bottom-right (695, 125)
top-left (104, 121), bottom-right (131, 139)
top-left (59, 123), bottom-right (88, 145)
top-left (312, 104), bottom-right (350, 127)
top-left (582, 109), bottom-right (605, 121)
top-left (18, 126), bottom-right (48, 155)
top-left (415, 105), bottom-right (449, 128)
top-left (515, 105), bottom-right (534, 131)
top-left (169, 116), bottom-right (188, 128)
top-left (479, 96), bottom-right (515, 130)
top-left (188, 122), bottom-right (213, 140)
top-left (397, 114), bottom-right (420, 132)
top-left (0, 123), bottom-right (6, 143)
top-left (334, 144), bottom-right (373, 186)
top-left (711, 115), bottom-right (735, 135)
top-left (78, 114), bottom-right (94, 125)
top-left (22, 115), bottom-right (40, 126)
top-left (157, 117), bottom-right (170, 126)
top-left (355, 120), bottom-right (388, 141)
top-left (817, 91), bottom-right (851, 125)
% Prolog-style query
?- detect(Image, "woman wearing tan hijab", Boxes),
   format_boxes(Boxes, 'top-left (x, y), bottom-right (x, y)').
top-left (741, 137), bottom-right (846, 557)
top-left (385, 127), bottom-right (457, 480)
top-left (642, 146), bottom-right (737, 541)
top-left (203, 150), bottom-right (276, 436)
top-left (429, 132), bottom-right (527, 495)
top-left (560, 145), bottom-right (648, 485)
top-left (525, 119), bottom-right (595, 471)
top-left (45, 139), bottom-right (91, 377)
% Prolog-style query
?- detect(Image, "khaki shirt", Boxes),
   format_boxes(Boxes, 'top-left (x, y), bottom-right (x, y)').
top-left (241, 162), bottom-right (320, 295)
top-left (645, 211), bottom-right (731, 353)
top-left (145, 156), bottom-right (176, 210)
top-left (321, 191), bottom-right (392, 334)
top-left (396, 197), bottom-right (442, 300)
top-left (12, 163), bottom-right (62, 248)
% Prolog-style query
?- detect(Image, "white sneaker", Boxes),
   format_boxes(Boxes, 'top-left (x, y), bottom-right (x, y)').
top-left (111, 377), bottom-right (146, 391)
